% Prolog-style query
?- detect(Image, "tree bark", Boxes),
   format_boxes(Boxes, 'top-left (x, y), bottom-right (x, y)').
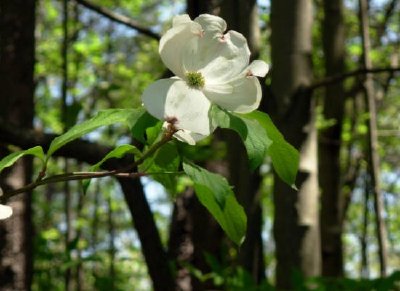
top-left (118, 178), bottom-right (176, 291)
top-left (319, 0), bottom-right (345, 277)
top-left (219, 0), bottom-right (265, 283)
top-left (0, 0), bottom-right (36, 290)
top-left (270, 0), bottom-right (321, 288)
top-left (358, 0), bottom-right (388, 277)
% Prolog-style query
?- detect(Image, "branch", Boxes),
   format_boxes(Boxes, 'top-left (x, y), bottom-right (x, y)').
top-left (309, 66), bottom-right (400, 90)
top-left (376, 0), bottom-right (398, 42)
top-left (73, 0), bottom-right (160, 40)
top-left (0, 122), bottom-right (176, 290)
top-left (1, 123), bottom-right (177, 199)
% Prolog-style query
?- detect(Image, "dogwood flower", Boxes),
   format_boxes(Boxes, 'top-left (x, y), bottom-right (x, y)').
top-left (0, 204), bottom-right (12, 220)
top-left (142, 14), bottom-right (269, 144)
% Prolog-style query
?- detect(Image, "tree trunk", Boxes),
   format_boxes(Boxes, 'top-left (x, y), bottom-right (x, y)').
top-left (0, 0), bottom-right (36, 290)
top-left (319, 0), bottom-right (345, 277)
top-left (270, 0), bottom-right (321, 288)
top-left (118, 178), bottom-right (176, 291)
top-left (358, 0), bottom-right (388, 277)
top-left (219, 0), bottom-right (265, 282)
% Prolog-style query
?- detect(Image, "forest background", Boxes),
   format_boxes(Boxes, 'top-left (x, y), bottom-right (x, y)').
top-left (0, 0), bottom-right (400, 290)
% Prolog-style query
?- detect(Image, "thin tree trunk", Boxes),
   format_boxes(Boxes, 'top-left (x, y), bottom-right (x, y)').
top-left (360, 173), bottom-right (370, 278)
top-left (91, 181), bottom-right (101, 278)
top-left (107, 194), bottom-right (116, 289)
top-left (319, 0), bottom-right (345, 277)
top-left (75, 178), bottom-right (85, 291)
top-left (61, 0), bottom-right (73, 288)
top-left (358, 0), bottom-right (388, 277)
top-left (0, 0), bottom-right (36, 290)
top-left (270, 0), bottom-right (321, 288)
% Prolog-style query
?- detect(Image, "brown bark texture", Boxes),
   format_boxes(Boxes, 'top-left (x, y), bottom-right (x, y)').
top-left (0, 0), bottom-right (36, 290)
top-left (270, 0), bottom-right (321, 288)
top-left (319, 0), bottom-right (345, 277)
top-left (219, 0), bottom-right (265, 283)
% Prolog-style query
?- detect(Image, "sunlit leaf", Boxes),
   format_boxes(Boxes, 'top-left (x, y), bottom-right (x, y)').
top-left (245, 111), bottom-right (299, 188)
top-left (210, 105), bottom-right (271, 170)
top-left (46, 108), bottom-right (145, 160)
top-left (183, 161), bottom-right (246, 245)
top-left (0, 146), bottom-right (45, 174)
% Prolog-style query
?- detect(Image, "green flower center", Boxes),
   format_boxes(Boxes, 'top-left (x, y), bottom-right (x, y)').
top-left (186, 71), bottom-right (205, 88)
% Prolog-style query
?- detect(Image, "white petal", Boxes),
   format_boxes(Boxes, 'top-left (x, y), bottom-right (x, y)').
top-left (160, 18), bottom-right (203, 78)
top-left (194, 14), bottom-right (226, 36)
top-left (142, 79), bottom-right (211, 135)
top-left (247, 60), bottom-right (269, 77)
top-left (0, 204), bottom-right (13, 220)
top-left (204, 76), bottom-right (262, 113)
top-left (142, 79), bottom-right (171, 121)
top-left (170, 127), bottom-right (208, 145)
top-left (172, 14), bottom-right (191, 27)
top-left (199, 31), bottom-right (250, 83)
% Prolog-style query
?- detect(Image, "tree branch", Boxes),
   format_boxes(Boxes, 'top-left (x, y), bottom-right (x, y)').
top-left (309, 66), bottom-right (400, 90)
top-left (73, 0), bottom-right (160, 40)
top-left (1, 123), bottom-right (177, 199)
top-left (0, 123), bottom-right (176, 290)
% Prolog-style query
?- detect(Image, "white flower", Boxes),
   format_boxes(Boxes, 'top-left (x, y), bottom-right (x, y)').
top-left (142, 14), bottom-right (269, 145)
top-left (0, 204), bottom-right (13, 220)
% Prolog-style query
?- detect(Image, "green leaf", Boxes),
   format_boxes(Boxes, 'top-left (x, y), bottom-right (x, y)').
top-left (246, 111), bottom-right (299, 188)
top-left (90, 144), bottom-right (141, 171)
top-left (83, 144), bottom-right (142, 193)
top-left (131, 111), bottom-right (159, 143)
top-left (210, 105), bottom-right (271, 170)
top-left (140, 142), bottom-right (180, 194)
top-left (47, 108), bottom-right (145, 159)
top-left (183, 161), bottom-right (247, 245)
top-left (0, 146), bottom-right (45, 174)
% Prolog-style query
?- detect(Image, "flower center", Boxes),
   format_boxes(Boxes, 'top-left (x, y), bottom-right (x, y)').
top-left (186, 71), bottom-right (205, 89)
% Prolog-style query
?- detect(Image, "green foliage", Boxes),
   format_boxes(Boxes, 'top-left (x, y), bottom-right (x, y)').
top-left (187, 252), bottom-right (274, 290)
top-left (210, 105), bottom-right (271, 170)
top-left (130, 111), bottom-right (159, 144)
top-left (46, 108), bottom-right (146, 159)
top-left (210, 105), bottom-right (299, 188)
top-left (0, 146), bottom-right (45, 174)
top-left (139, 142), bottom-right (181, 194)
top-left (291, 269), bottom-right (400, 291)
top-left (182, 161), bottom-right (247, 246)
top-left (83, 144), bottom-right (142, 193)
top-left (246, 110), bottom-right (299, 188)
top-left (91, 144), bottom-right (142, 171)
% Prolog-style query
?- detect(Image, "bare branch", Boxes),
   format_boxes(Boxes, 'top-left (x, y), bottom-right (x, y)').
top-left (73, 0), bottom-right (160, 40)
top-left (309, 66), bottom-right (400, 90)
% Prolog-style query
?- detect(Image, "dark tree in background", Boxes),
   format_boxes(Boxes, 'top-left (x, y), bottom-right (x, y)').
top-left (0, 0), bottom-right (36, 290)
top-left (270, 0), bottom-right (321, 288)
top-left (320, 0), bottom-right (346, 277)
